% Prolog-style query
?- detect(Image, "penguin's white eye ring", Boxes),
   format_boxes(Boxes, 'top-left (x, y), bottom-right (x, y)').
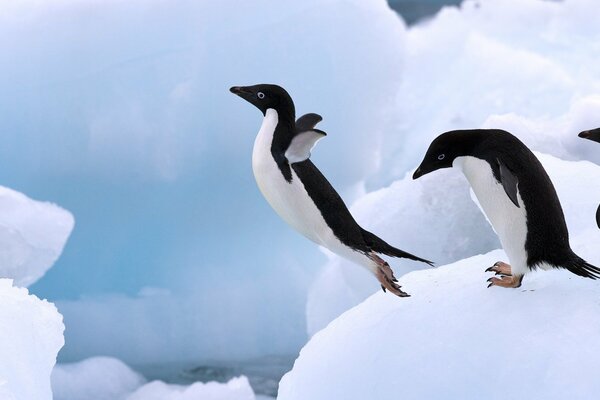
top-left (438, 154), bottom-right (446, 160)
top-left (257, 92), bottom-right (265, 99)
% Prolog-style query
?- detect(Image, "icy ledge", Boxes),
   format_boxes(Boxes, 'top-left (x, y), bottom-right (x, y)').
top-left (0, 186), bottom-right (74, 287)
top-left (280, 249), bottom-right (600, 400)
top-left (0, 279), bottom-right (64, 400)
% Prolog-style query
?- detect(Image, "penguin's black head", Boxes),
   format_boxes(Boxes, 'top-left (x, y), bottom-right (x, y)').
top-left (413, 130), bottom-right (480, 179)
top-left (579, 127), bottom-right (600, 143)
top-left (230, 84), bottom-right (294, 116)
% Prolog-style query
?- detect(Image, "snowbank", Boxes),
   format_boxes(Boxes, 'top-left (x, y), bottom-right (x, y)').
top-left (52, 357), bottom-right (146, 400)
top-left (281, 248), bottom-right (600, 399)
top-left (307, 152), bottom-right (600, 335)
top-left (0, 186), bottom-right (74, 287)
top-left (0, 279), bottom-right (64, 400)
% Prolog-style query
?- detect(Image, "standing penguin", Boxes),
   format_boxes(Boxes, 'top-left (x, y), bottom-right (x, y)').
top-left (413, 129), bottom-right (600, 288)
top-left (230, 84), bottom-right (432, 297)
top-left (578, 127), bottom-right (600, 228)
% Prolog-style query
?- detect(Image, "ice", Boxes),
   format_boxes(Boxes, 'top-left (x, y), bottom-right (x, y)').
top-left (51, 356), bottom-right (257, 400)
top-left (0, 186), bottom-right (74, 287)
top-left (380, 0), bottom-right (600, 183)
top-left (0, 279), bottom-right (64, 400)
top-left (128, 377), bottom-right (255, 400)
top-left (0, 0), bottom-right (409, 364)
top-left (52, 357), bottom-right (146, 400)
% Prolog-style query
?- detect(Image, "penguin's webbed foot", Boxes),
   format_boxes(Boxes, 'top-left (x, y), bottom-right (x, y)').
top-left (486, 272), bottom-right (523, 289)
top-left (485, 261), bottom-right (512, 276)
top-left (370, 254), bottom-right (410, 297)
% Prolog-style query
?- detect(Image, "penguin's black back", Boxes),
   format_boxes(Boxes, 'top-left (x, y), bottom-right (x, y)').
top-left (472, 130), bottom-right (598, 276)
top-left (291, 160), bottom-right (432, 265)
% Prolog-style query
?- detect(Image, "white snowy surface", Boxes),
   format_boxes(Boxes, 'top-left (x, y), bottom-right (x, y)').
top-left (0, 279), bottom-right (64, 400)
top-left (127, 377), bottom-right (255, 400)
top-left (52, 357), bottom-right (146, 400)
top-left (281, 249), bottom-right (600, 399)
top-left (0, 186), bottom-right (74, 287)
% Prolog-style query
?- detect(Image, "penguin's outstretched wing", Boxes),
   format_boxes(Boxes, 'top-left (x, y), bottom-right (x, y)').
top-left (496, 158), bottom-right (520, 208)
top-left (596, 205), bottom-right (600, 229)
top-left (295, 113), bottom-right (322, 131)
top-left (286, 113), bottom-right (327, 164)
top-left (361, 228), bottom-right (434, 266)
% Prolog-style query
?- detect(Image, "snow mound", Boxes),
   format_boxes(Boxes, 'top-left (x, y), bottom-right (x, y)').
top-left (128, 377), bottom-right (255, 400)
top-left (52, 357), bottom-right (146, 400)
top-left (0, 186), bottom-right (74, 287)
top-left (281, 248), bottom-right (600, 400)
top-left (0, 279), bottom-right (64, 400)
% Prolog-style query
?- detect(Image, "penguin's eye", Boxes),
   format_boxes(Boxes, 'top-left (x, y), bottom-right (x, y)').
top-left (257, 92), bottom-right (265, 99)
top-left (438, 154), bottom-right (446, 161)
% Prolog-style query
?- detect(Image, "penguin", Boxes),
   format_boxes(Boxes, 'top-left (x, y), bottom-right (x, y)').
top-left (230, 84), bottom-right (433, 297)
top-left (413, 129), bottom-right (600, 288)
top-left (578, 127), bottom-right (600, 228)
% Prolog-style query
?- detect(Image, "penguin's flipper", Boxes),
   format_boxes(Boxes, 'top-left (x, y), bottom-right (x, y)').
top-left (361, 228), bottom-right (434, 267)
top-left (497, 158), bottom-right (520, 208)
top-left (285, 129), bottom-right (326, 164)
top-left (596, 204), bottom-right (600, 229)
top-left (295, 113), bottom-right (323, 131)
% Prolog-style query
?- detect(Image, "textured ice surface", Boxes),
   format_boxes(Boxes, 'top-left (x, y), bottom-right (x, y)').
top-left (128, 377), bottom-right (255, 400)
top-left (0, 186), bottom-right (73, 287)
top-left (0, 279), bottom-right (64, 400)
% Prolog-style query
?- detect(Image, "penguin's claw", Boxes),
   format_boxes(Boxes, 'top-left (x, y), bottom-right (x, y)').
top-left (370, 253), bottom-right (410, 298)
top-left (485, 261), bottom-right (512, 276)
top-left (487, 274), bottom-right (524, 289)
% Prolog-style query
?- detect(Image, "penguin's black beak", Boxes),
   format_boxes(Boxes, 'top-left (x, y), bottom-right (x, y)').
top-left (230, 86), bottom-right (252, 96)
top-left (579, 128), bottom-right (600, 143)
top-left (413, 167), bottom-right (425, 180)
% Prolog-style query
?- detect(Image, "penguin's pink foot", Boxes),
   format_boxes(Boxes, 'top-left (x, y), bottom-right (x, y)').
top-left (487, 273), bottom-right (523, 288)
top-left (485, 261), bottom-right (512, 276)
top-left (369, 253), bottom-right (410, 297)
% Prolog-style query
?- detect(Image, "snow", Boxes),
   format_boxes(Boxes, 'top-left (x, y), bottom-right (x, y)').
top-left (52, 357), bottom-right (146, 400)
top-left (0, 279), bottom-right (64, 400)
top-left (0, 186), bottom-right (74, 287)
top-left (281, 251), bottom-right (600, 399)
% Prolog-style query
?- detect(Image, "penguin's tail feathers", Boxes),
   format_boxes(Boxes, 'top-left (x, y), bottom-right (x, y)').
top-left (361, 229), bottom-right (434, 267)
top-left (564, 255), bottom-right (600, 280)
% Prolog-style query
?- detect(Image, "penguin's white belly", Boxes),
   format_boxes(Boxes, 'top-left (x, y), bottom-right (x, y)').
top-left (455, 156), bottom-right (529, 275)
top-left (251, 109), bottom-right (340, 249)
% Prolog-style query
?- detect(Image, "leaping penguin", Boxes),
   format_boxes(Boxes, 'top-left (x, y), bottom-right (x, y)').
top-left (230, 84), bottom-right (433, 297)
top-left (578, 127), bottom-right (600, 228)
top-left (413, 129), bottom-right (600, 288)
